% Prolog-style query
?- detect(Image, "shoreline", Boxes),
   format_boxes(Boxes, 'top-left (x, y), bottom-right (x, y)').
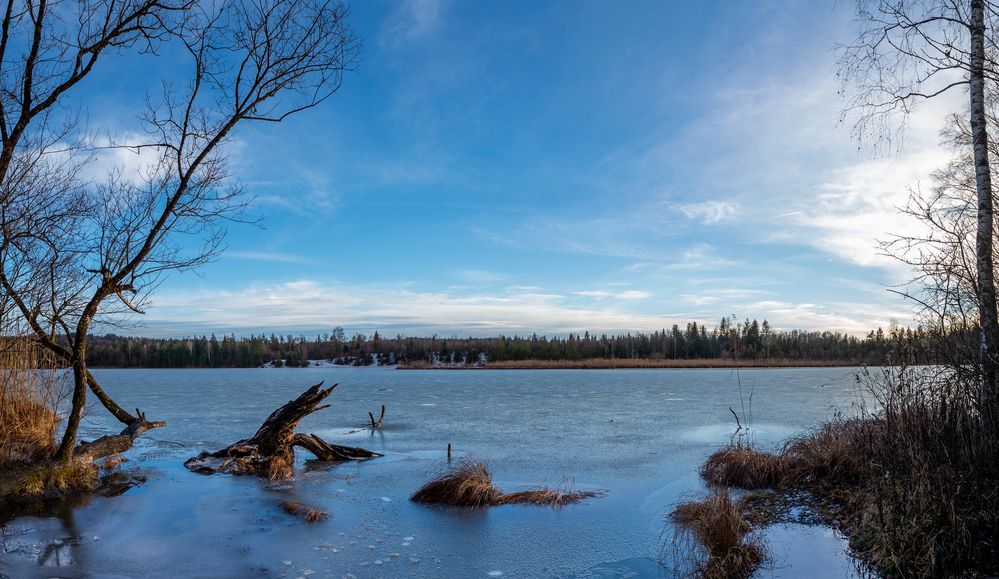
top-left (397, 358), bottom-right (866, 370)
top-left (84, 359), bottom-right (873, 370)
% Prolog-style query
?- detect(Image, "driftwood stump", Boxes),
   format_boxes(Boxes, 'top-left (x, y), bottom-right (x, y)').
top-left (184, 382), bottom-right (381, 480)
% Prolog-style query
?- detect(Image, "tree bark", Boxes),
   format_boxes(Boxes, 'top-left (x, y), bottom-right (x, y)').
top-left (75, 409), bottom-right (166, 459)
top-left (185, 382), bottom-right (381, 480)
top-left (54, 331), bottom-right (160, 460)
top-left (970, 0), bottom-right (999, 444)
top-left (54, 354), bottom-right (89, 460)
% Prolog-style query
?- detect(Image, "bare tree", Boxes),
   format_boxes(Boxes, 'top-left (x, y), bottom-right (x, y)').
top-left (840, 0), bottom-right (999, 441)
top-left (884, 107), bottom-right (999, 387)
top-left (0, 0), bottom-right (360, 460)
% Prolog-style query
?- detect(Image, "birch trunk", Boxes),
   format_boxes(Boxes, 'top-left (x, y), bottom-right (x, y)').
top-left (969, 0), bottom-right (998, 442)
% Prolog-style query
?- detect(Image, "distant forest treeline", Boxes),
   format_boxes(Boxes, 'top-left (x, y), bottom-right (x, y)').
top-left (83, 318), bottom-right (940, 368)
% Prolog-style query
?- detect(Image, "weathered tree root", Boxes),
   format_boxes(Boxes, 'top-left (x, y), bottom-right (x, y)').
top-left (184, 382), bottom-right (381, 480)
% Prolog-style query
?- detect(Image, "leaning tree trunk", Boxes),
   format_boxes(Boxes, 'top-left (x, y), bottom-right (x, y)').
top-left (75, 409), bottom-right (166, 459)
top-left (970, 0), bottom-right (999, 447)
top-left (185, 382), bottom-right (380, 480)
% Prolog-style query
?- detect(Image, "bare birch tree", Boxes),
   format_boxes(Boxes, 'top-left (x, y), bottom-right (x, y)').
top-left (840, 0), bottom-right (999, 442)
top-left (0, 0), bottom-right (360, 460)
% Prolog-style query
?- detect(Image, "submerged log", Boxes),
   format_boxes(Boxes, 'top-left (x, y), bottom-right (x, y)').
top-left (184, 382), bottom-right (381, 480)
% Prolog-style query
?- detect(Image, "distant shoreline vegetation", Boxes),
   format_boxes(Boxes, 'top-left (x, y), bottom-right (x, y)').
top-left (78, 318), bottom-right (942, 369)
top-left (395, 358), bottom-right (864, 370)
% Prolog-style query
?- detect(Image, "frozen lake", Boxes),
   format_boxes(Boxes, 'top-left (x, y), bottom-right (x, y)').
top-left (0, 367), bottom-right (868, 578)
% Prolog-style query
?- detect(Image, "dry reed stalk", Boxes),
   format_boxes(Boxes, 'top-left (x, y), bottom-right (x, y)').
top-left (0, 337), bottom-right (66, 467)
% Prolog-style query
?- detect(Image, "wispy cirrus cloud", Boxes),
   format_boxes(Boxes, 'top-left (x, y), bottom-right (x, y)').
top-left (455, 269), bottom-right (510, 283)
top-left (142, 279), bottom-right (678, 337)
top-left (572, 290), bottom-right (652, 300)
top-left (676, 200), bottom-right (741, 224)
top-left (225, 251), bottom-right (314, 264)
top-left (677, 288), bottom-right (773, 307)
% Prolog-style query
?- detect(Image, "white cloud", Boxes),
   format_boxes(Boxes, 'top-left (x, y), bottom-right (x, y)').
top-left (676, 200), bottom-right (741, 224)
top-left (133, 277), bottom-right (911, 337)
top-left (678, 288), bottom-right (773, 307)
top-left (80, 134), bottom-right (163, 183)
top-left (572, 290), bottom-right (652, 300)
top-left (586, 47), bottom-right (958, 282)
top-left (742, 300), bottom-right (914, 335)
top-left (142, 279), bottom-right (675, 337)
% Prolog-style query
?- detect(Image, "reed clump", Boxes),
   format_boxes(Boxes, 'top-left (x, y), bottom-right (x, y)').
top-left (687, 364), bottom-right (999, 577)
top-left (410, 457), bottom-right (601, 507)
top-left (780, 419), bottom-right (873, 488)
top-left (670, 489), bottom-right (764, 579)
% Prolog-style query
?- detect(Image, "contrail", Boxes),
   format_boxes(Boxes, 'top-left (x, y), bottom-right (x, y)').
top-left (769, 211), bottom-right (803, 219)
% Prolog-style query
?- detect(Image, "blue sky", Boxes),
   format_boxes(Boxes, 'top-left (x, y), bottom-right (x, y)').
top-left (86, 0), bottom-right (962, 338)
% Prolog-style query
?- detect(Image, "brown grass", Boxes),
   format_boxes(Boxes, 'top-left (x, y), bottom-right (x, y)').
top-left (781, 419), bottom-right (872, 488)
top-left (410, 458), bottom-right (602, 507)
top-left (410, 458), bottom-right (502, 506)
top-left (690, 364), bottom-right (999, 577)
top-left (497, 486), bottom-right (602, 506)
top-left (670, 489), bottom-right (765, 579)
top-left (0, 337), bottom-right (65, 467)
top-left (699, 445), bottom-right (784, 489)
top-left (398, 358), bottom-right (859, 370)
top-left (699, 420), bottom-right (872, 491)
top-left (281, 500), bottom-right (329, 522)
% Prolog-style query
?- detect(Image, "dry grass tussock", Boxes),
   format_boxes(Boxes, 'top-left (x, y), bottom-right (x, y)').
top-left (0, 337), bottom-right (66, 467)
top-left (410, 457), bottom-right (601, 507)
top-left (669, 489), bottom-right (764, 579)
top-left (699, 444), bottom-right (783, 489)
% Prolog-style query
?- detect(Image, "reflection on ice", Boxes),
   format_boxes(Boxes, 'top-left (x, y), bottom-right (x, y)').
top-left (759, 523), bottom-right (861, 578)
top-left (682, 423), bottom-right (798, 445)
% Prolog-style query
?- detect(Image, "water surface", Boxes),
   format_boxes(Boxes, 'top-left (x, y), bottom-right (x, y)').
top-left (0, 367), bottom-right (867, 578)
